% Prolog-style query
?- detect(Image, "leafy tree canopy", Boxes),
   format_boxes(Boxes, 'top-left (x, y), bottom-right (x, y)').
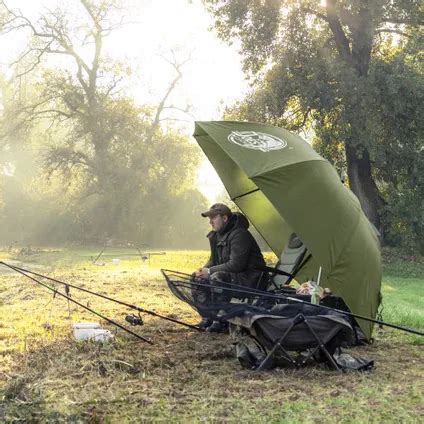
top-left (205, 0), bottom-right (424, 252)
top-left (0, 0), bottom-right (208, 247)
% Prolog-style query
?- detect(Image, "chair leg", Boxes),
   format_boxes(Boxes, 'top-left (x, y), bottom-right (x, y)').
top-left (255, 315), bottom-right (306, 371)
top-left (304, 318), bottom-right (341, 371)
top-left (256, 321), bottom-right (298, 371)
top-left (256, 314), bottom-right (343, 372)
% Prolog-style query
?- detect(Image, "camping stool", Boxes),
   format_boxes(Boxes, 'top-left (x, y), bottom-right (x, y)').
top-left (256, 313), bottom-right (342, 372)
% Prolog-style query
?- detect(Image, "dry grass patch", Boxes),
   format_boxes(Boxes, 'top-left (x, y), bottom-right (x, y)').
top-left (0, 249), bottom-right (423, 422)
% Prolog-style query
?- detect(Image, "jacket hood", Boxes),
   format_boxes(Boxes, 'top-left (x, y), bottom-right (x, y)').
top-left (219, 211), bottom-right (250, 235)
top-left (231, 212), bottom-right (249, 230)
top-left (207, 211), bottom-right (249, 238)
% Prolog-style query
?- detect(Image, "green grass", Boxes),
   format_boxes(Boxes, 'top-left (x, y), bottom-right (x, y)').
top-left (0, 247), bottom-right (423, 423)
top-left (381, 277), bottom-right (424, 332)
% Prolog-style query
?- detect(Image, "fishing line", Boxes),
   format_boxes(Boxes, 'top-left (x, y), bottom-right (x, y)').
top-left (0, 261), bottom-right (152, 344)
top-left (0, 261), bottom-right (202, 332)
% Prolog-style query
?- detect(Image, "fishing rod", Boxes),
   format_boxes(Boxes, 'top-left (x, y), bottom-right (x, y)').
top-left (0, 261), bottom-right (152, 344)
top-left (162, 269), bottom-right (424, 337)
top-left (0, 261), bottom-right (202, 332)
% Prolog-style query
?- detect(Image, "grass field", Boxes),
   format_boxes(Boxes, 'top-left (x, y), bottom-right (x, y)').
top-left (0, 247), bottom-right (423, 423)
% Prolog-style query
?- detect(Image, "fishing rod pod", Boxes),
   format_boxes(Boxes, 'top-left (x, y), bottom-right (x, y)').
top-left (0, 261), bottom-right (204, 344)
top-left (0, 261), bottom-right (152, 343)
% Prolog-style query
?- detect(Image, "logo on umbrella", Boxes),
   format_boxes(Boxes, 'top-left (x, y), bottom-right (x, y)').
top-left (228, 131), bottom-right (287, 152)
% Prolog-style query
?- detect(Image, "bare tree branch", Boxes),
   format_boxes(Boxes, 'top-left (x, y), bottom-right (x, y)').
top-left (375, 28), bottom-right (412, 38)
top-left (104, 75), bottom-right (124, 97)
top-left (381, 17), bottom-right (424, 26)
top-left (325, 0), bottom-right (353, 64)
top-left (301, 7), bottom-right (329, 23)
top-left (149, 51), bottom-right (192, 136)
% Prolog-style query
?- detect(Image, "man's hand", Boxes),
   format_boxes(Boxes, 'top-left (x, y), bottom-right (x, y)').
top-left (195, 267), bottom-right (209, 279)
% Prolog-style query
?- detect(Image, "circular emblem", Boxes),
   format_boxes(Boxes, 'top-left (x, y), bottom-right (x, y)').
top-left (228, 131), bottom-right (287, 152)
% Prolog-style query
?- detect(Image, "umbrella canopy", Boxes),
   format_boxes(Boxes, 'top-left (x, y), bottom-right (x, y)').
top-left (194, 121), bottom-right (381, 339)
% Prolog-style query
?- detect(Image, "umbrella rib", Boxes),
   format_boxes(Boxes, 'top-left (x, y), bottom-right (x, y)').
top-left (232, 188), bottom-right (260, 201)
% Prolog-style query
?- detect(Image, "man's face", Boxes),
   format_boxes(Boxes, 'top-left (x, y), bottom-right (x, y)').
top-left (209, 214), bottom-right (228, 232)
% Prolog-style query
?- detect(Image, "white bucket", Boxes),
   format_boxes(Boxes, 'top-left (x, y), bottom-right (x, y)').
top-left (73, 322), bottom-right (113, 342)
top-left (112, 258), bottom-right (120, 265)
top-left (74, 322), bottom-right (101, 330)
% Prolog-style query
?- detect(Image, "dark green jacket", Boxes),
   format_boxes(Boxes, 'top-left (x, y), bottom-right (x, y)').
top-left (205, 212), bottom-right (266, 288)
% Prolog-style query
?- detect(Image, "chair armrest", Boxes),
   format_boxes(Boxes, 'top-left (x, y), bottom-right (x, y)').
top-left (256, 265), bottom-right (294, 278)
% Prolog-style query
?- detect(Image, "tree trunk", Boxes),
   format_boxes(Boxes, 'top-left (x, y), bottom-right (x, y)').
top-left (345, 143), bottom-right (384, 235)
top-left (324, 2), bottom-right (388, 235)
top-left (412, 222), bottom-right (424, 256)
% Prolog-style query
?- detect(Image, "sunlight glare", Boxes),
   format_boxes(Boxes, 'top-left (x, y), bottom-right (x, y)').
top-left (196, 158), bottom-right (225, 203)
top-left (0, 0), bottom-right (247, 202)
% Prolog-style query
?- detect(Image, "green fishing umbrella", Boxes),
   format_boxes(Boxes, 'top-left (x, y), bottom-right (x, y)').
top-left (194, 121), bottom-right (381, 339)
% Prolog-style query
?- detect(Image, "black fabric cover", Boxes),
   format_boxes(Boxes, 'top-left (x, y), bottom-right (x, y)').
top-left (221, 303), bottom-right (354, 351)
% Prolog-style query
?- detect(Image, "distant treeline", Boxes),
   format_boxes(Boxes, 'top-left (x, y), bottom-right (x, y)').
top-left (1, 1), bottom-right (423, 253)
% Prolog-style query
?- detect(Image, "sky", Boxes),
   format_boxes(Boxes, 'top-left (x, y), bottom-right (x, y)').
top-left (1, 0), bottom-right (248, 201)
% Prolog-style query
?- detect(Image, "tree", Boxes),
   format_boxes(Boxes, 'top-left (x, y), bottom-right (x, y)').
top-left (366, 39), bottom-right (424, 253)
top-left (0, 0), bottom-right (206, 245)
top-left (1, 0), bottom-right (136, 193)
top-left (204, 0), bottom-right (424, 239)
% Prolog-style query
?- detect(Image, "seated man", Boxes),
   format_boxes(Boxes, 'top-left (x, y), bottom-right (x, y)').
top-left (194, 203), bottom-right (266, 332)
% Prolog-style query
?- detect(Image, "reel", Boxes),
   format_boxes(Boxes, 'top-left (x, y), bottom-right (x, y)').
top-left (125, 313), bottom-right (144, 326)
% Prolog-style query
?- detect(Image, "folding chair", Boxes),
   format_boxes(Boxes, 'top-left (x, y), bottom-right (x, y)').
top-left (221, 303), bottom-right (354, 371)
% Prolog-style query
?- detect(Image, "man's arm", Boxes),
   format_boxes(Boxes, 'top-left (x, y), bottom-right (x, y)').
top-left (194, 255), bottom-right (213, 278)
top-left (209, 231), bottom-right (253, 274)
